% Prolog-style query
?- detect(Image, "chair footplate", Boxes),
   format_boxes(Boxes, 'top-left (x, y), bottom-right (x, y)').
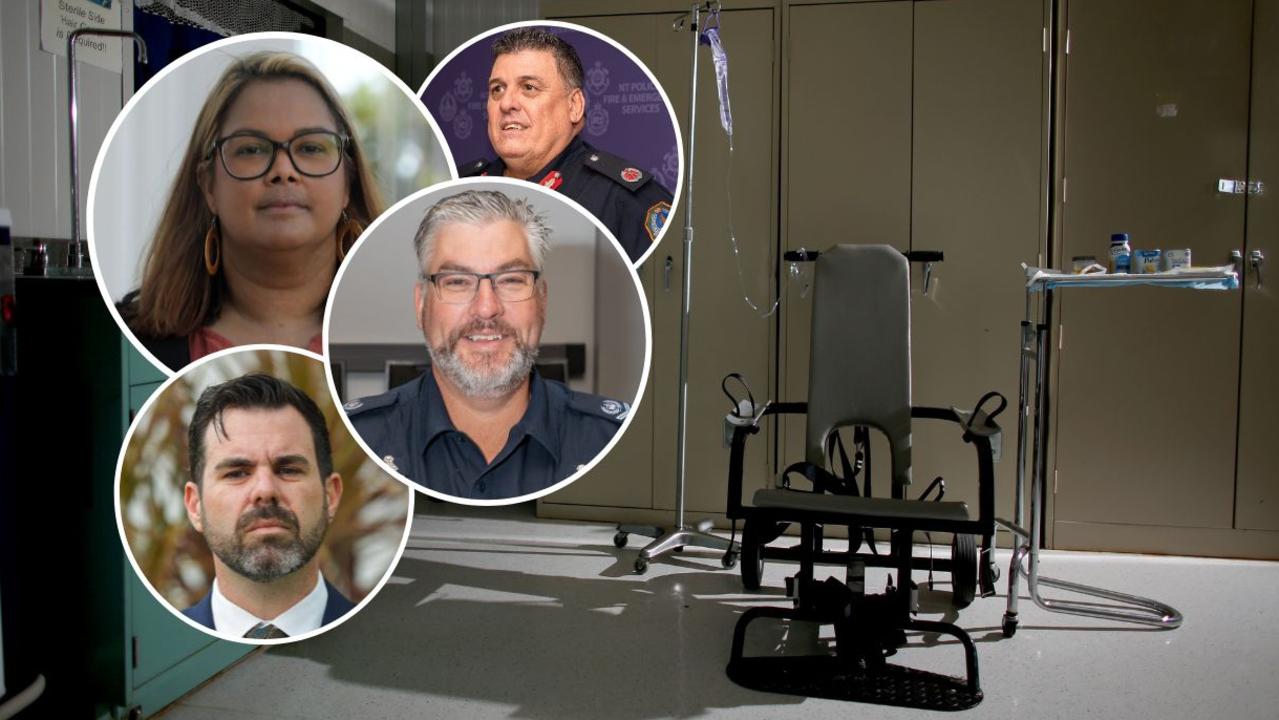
top-left (726, 655), bottom-right (983, 711)
top-left (726, 583), bottom-right (984, 710)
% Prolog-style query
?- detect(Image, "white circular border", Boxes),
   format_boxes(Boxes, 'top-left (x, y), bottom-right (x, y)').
top-left (86, 31), bottom-right (459, 380)
top-left (417, 19), bottom-right (685, 268)
top-left (323, 176), bottom-right (654, 507)
top-left (113, 343), bottom-right (417, 646)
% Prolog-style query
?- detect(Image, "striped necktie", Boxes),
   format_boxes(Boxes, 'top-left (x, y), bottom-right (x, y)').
top-left (243, 622), bottom-right (288, 639)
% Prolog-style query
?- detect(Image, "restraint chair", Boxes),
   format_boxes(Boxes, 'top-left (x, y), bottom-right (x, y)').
top-left (720, 244), bottom-right (1004, 710)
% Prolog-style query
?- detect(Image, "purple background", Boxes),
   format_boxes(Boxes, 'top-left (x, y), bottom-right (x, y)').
top-left (422, 27), bottom-right (681, 192)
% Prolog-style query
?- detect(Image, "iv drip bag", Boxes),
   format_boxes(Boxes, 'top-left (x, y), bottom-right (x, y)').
top-left (699, 26), bottom-right (733, 140)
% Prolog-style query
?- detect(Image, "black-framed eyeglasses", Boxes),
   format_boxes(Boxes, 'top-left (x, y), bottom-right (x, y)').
top-left (424, 270), bottom-right (542, 304)
top-left (210, 130), bottom-right (348, 180)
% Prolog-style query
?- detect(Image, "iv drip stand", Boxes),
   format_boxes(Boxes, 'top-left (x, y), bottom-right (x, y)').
top-left (615, 1), bottom-right (737, 574)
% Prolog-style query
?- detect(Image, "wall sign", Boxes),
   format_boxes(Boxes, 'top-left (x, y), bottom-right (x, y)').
top-left (41, 0), bottom-right (124, 73)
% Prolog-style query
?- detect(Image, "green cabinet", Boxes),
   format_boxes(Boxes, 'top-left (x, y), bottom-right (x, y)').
top-left (5, 280), bottom-right (248, 718)
top-left (105, 348), bottom-right (252, 719)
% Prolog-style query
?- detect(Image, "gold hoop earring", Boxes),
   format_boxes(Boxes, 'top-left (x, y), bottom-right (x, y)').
top-left (203, 218), bottom-right (221, 276)
top-left (336, 209), bottom-right (364, 261)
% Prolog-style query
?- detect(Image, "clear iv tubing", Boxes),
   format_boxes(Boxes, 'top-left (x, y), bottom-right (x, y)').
top-left (722, 139), bottom-right (809, 318)
top-left (723, 140), bottom-right (774, 316)
top-left (706, 16), bottom-right (802, 317)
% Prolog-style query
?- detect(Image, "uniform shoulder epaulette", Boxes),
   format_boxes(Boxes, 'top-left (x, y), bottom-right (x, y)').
top-left (582, 148), bottom-right (652, 193)
top-left (567, 392), bottom-right (631, 424)
top-left (341, 391), bottom-right (398, 416)
top-left (459, 158), bottom-right (493, 177)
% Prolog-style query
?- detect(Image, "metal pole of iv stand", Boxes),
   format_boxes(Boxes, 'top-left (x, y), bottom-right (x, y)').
top-left (616, 1), bottom-right (736, 575)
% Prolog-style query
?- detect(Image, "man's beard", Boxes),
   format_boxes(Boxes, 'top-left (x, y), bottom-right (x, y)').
top-left (429, 318), bottom-right (538, 398)
top-left (203, 501), bottom-right (328, 583)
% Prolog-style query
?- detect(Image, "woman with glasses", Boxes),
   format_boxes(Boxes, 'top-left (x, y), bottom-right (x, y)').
top-left (119, 51), bottom-right (383, 370)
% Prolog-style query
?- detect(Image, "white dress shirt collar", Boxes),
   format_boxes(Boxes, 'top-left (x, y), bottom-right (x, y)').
top-left (210, 572), bottom-right (328, 638)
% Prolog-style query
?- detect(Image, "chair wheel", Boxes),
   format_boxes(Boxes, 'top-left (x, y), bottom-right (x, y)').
top-left (634, 556), bottom-right (648, 574)
top-left (1002, 615), bottom-right (1018, 638)
top-left (722, 551), bottom-right (739, 569)
top-left (951, 533), bottom-right (977, 609)
top-left (613, 531), bottom-right (629, 548)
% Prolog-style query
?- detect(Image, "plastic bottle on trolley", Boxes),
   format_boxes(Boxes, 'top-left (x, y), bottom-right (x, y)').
top-left (1108, 232), bottom-right (1132, 273)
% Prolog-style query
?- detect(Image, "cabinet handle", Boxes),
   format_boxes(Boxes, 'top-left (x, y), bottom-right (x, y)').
top-left (1250, 249), bottom-right (1265, 289)
top-left (1217, 179), bottom-right (1265, 195)
top-left (1219, 178), bottom-right (1247, 194)
top-left (664, 256), bottom-right (673, 291)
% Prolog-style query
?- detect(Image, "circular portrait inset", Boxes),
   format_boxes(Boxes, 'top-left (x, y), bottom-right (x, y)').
top-left (116, 346), bottom-right (414, 644)
top-left (89, 32), bottom-right (454, 375)
top-left (420, 21), bottom-right (682, 265)
top-left (327, 178), bottom-right (651, 505)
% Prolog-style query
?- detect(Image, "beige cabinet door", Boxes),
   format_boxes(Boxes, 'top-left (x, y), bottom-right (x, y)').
top-left (910, 0), bottom-right (1046, 523)
top-left (543, 9), bottom-right (778, 516)
top-left (1236, 0), bottom-right (1279, 531)
top-left (783, 0), bottom-right (1045, 514)
top-left (650, 8), bottom-right (777, 513)
top-left (1052, 0), bottom-right (1250, 548)
top-left (538, 12), bottom-right (662, 512)
top-left (546, 259), bottom-right (656, 509)
top-left (782, 1), bottom-right (913, 474)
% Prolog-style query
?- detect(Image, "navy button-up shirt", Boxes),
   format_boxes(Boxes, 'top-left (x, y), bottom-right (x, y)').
top-left (345, 370), bottom-right (629, 501)
top-left (460, 136), bottom-right (672, 263)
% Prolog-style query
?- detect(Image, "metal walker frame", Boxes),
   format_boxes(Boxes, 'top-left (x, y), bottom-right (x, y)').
top-left (996, 267), bottom-right (1237, 636)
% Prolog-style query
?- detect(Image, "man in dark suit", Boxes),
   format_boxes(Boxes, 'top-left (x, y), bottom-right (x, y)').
top-left (181, 373), bottom-right (354, 639)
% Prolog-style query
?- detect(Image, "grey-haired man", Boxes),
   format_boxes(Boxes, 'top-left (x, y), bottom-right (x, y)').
top-left (344, 190), bottom-right (628, 501)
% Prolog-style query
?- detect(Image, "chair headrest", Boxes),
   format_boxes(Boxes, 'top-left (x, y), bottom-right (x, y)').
top-left (807, 244), bottom-right (913, 486)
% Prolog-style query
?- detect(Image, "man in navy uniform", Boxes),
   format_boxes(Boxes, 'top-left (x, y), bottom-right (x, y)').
top-left (459, 27), bottom-right (672, 264)
top-left (344, 190), bottom-right (629, 501)
top-left (181, 373), bottom-right (354, 639)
